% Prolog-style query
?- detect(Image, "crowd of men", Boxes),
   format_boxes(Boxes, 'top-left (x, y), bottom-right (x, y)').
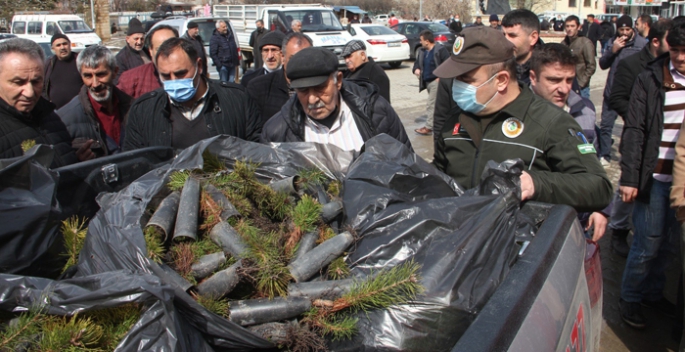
top-left (2, 7), bottom-right (685, 348)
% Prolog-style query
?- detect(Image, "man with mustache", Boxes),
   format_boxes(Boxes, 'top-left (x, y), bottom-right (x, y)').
top-left (260, 47), bottom-right (411, 156)
top-left (241, 31), bottom-right (285, 88)
top-left (115, 19), bottom-right (151, 79)
top-left (57, 45), bottom-right (132, 157)
top-left (43, 33), bottom-right (83, 109)
top-left (342, 40), bottom-right (390, 103)
top-left (0, 38), bottom-right (88, 166)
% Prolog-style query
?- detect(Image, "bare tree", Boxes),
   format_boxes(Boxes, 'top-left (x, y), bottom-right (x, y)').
top-left (511, 0), bottom-right (554, 14)
top-left (424, 0), bottom-right (473, 23)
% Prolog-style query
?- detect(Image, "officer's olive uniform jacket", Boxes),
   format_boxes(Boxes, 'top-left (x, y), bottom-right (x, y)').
top-left (433, 85), bottom-right (612, 212)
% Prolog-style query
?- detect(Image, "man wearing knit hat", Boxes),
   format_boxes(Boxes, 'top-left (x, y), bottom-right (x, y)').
top-left (43, 33), bottom-right (83, 109)
top-left (489, 14), bottom-right (501, 30)
top-left (115, 18), bottom-right (151, 78)
top-left (341, 39), bottom-right (390, 103)
top-left (432, 26), bottom-right (612, 211)
top-left (241, 31), bottom-right (285, 88)
top-left (182, 21), bottom-right (208, 78)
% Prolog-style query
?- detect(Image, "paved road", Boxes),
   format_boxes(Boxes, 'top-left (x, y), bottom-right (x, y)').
top-left (381, 59), bottom-right (681, 352)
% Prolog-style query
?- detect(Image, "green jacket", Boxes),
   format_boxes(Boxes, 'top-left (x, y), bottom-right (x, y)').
top-left (433, 86), bottom-right (612, 212)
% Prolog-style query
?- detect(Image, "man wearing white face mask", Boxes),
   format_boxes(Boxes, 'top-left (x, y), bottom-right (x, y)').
top-left (432, 26), bottom-right (612, 212)
top-left (123, 38), bottom-right (261, 152)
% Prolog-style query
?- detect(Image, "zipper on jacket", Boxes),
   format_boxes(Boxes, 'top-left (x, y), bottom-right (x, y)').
top-left (470, 148), bottom-right (480, 189)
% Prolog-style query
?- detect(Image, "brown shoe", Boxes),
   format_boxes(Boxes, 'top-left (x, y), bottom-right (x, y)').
top-left (415, 127), bottom-right (432, 135)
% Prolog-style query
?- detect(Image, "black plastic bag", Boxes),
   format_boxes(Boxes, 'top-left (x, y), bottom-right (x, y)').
top-left (0, 146), bottom-right (65, 278)
top-left (331, 135), bottom-right (525, 352)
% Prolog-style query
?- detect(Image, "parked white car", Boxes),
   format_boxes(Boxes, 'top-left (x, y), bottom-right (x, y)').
top-left (11, 13), bottom-right (101, 51)
top-left (347, 24), bottom-right (409, 68)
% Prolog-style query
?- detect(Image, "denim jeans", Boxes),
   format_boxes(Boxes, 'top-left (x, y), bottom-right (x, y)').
top-left (608, 185), bottom-right (634, 231)
top-left (220, 65), bottom-right (236, 83)
top-left (599, 99), bottom-right (618, 161)
top-left (580, 86), bottom-right (591, 99)
top-left (621, 179), bottom-right (679, 303)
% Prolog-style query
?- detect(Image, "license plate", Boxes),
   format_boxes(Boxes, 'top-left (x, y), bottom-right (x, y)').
top-left (388, 42), bottom-right (400, 47)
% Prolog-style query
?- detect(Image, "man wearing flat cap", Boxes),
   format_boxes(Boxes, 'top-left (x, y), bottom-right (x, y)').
top-left (342, 40), bottom-right (391, 103)
top-left (432, 26), bottom-right (612, 212)
top-left (260, 47), bottom-right (411, 156)
top-left (241, 31), bottom-right (285, 88)
top-left (115, 18), bottom-right (152, 78)
top-left (43, 33), bottom-right (83, 109)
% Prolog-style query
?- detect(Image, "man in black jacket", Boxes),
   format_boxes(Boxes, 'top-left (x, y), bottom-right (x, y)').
top-left (248, 20), bottom-right (267, 69)
top-left (247, 32), bottom-right (312, 126)
top-left (43, 34), bottom-right (82, 109)
top-left (181, 21), bottom-right (208, 78)
top-left (241, 31), bottom-right (284, 88)
top-left (413, 30), bottom-right (450, 135)
top-left (605, 18), bottom-right (671, 257)
top-left (57, 45), bottom-right (131, 157)
top-left (260, 47), bottom-right (411, 155)
top-left (501, 9), bottom-right (542, 85)
top-left (115, 19), bottom-right (151, 79)
top-left (342, 40), bottom-right (391, 103)
top-left (617, 22), bottom-right (685, 330)
top-left (210, 20), bottom-right (240, 83)
top-left (124, 38), bottom-right (261, 152)
top-left (0, 38), bottom-right (89, 166)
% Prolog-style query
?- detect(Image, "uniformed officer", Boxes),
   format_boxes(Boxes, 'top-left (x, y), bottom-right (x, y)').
top-left (432, 26), bottom-right (612, 212)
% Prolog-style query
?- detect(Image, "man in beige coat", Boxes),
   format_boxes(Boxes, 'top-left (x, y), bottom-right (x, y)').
top-left (670, 126), bottom-right (685, 349)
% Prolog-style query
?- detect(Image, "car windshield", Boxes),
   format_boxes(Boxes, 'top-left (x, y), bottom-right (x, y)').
top-left (427, 23), bottom-right (449, 32)
top-left (59, 20), bottom-right (93, 33)
top-left (196, 20), bottom-right (221, 46)
top-left (281, 10), bottom-right (344, 32)
top-left (360, 26), bottom-right (398, 36)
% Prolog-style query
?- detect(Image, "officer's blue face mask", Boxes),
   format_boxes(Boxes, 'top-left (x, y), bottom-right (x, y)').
top-left (452, 73), bottom-right (498, 114)
top-left (162, 65), bottom-right (199, 103)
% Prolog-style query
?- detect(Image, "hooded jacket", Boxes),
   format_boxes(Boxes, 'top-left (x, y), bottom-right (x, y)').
top-left (0, 97), bottom-right (77, 168)
top-left (57, 85), bottom-right (132, 156)
top-left (260, 80), bottom-right (411, 150)
top-left (599, 33), bottom-right (647, 98)
top-left (123, 79), bottom-right (261, 151)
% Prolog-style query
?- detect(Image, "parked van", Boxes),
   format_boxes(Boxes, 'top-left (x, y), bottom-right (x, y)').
top-left (11, 12), bottom-right (102, 51)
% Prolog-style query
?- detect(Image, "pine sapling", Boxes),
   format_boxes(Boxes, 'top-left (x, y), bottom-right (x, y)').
top-left (61, 216), bottom-right (88, 272)
top-left (20, 139), bottom-right (36, 153)
top-left (144, 227), bottom-right (165, 264)
top-left (167, 170), bottom-right (192, 191)
top-left (85, 304), bottom-right (140, 350)
top-left (286, 195), bottom-right (322, 255)
top-left (39, 314), bottom-right (104, 350)
top-left (327, 180), bottom-right (342, 198)
top-left (202, 150), bottom-right (227, 173)
top-left (327, 257), bottom-right (350, 280)
top-left (296, 168), bottom-right (328, 189)
top-left (200, 190), bottom-right (223, 231)
top-left (318, 226), bottom-right (337, 244)
top-left (192, 292), bottom-right (230, 318)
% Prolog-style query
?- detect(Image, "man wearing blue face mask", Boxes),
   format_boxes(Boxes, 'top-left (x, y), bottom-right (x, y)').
top-left (123, 38), bottom-right (261, 152)
top-left (432, 26), bottom-right (612, 212)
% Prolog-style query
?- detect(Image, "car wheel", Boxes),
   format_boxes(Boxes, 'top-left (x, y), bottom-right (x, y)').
top-left (414, 46), bottom-right (421, 60)
top-left (388, 61), bottom-right (402, 68)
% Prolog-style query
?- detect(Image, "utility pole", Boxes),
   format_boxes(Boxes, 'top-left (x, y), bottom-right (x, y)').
top-left (420, 0), bottom-right (422, 20)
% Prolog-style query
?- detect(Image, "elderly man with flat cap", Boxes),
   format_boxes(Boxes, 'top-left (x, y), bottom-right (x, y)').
top-left (432, 26), bottom-right (612, 212)
top-left (241, 31), bottom-right (285, 88)
top-left (260, 47), bottom-right (410, 156)
top-left (43, 33), bottom-right (83, 109)
top-left (342, 40), bottom-right (391, 103)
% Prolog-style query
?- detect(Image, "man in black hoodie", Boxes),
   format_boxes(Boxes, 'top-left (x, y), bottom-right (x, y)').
top-left (342, 40), bottom-right (390, 103)
top-left (260, 47), bottom-right (411, 156)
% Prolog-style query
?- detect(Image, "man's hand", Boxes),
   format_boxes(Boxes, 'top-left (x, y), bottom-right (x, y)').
top-left (414, 68), bottom-right (421, 77)
top-left (611, 37), bottom-right (626, 54)
top-left (75, 140), bottom-right (96, 162)
top-left (619, 185), bottom-right (638, 203)
top-left (587, 212), bottom-right (608, 241)
top-left (520, 171), bottom-right (535, 201)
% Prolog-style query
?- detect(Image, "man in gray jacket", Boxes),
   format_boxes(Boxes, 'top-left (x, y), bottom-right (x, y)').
top-left (57, 45), bottom-right (132, 157)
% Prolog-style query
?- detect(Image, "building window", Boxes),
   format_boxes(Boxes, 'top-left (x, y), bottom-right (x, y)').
top-left (584, 0), bottom-right (591, 7)
top-left (569, 0), bottom-right (577, 7)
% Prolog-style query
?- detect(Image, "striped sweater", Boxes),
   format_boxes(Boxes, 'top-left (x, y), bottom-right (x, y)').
top-left (653, 62), bottom-right (685, 182)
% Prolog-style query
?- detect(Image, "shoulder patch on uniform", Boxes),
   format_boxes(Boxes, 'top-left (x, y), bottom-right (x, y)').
top-left (577, 144), bottom-right (596, 154)
top-left (502, 117), bottom-right (524, 138)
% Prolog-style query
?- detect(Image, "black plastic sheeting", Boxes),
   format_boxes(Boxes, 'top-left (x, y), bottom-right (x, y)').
top-left (0, 135), bottom-right (536, 351)
top-left (0, 146), bottom-right (65, 278)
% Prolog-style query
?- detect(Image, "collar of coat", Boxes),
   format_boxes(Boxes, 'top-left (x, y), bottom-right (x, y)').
top-left (0, 96), bottom-right (55, 125)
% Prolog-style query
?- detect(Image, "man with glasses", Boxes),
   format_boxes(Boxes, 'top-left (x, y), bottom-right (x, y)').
top-left (241, 31), bottom-right (284, 88)
top-left (432, 26), bottom-right (612, 212)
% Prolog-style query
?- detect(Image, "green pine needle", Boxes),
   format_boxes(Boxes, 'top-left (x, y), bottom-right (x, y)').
top-left (193, 293), bottom-right (230, 318)
top-left (144, 227), bottom-right (165, 264)
top-left (61, 216), bottom-right (88, 273)
top-left (191, 238), bottom-right (223, 258)
top-left (235, 221), bottom-right (291, 298)
top-left (327, 180), bottom-right (342, 198)
top-left (20, 139), bottom-right (36, 153)
top-left (327, 257), bottom-right (350, 280)
top-left (39, 314), bottom-right (104, 350)
top-left (202, 150), bottom-right (227, 173)
top-left (167, 170), bottom-right (191, 191)
top-left (85, 304), bottom-right (140, 350)
top-left (340, 260), bottom-right (423, 314)
top-left (297, 168), bottom-right (328, 188)
top-left (292, 194), bottom-right (322, 234)
top-left (0, 311), bottom-right (43, 350)
top-left (304, 309), bottom-right (357, 341)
